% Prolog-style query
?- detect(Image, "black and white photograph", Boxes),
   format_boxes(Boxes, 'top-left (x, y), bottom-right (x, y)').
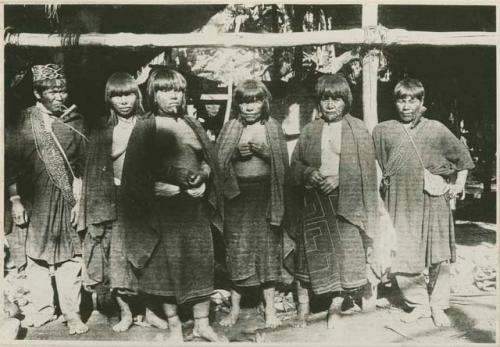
top-left (1, 1), bottom-right (497, 344)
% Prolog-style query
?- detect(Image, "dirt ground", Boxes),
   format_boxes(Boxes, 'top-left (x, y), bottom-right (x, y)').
top-left (14, 220), bottom-right (496, 344)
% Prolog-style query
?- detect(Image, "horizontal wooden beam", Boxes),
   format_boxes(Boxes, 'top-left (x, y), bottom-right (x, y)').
top-left (5, 29), bottom-right (497, 48)
top-left (386, 29), bottom-right (498, 46)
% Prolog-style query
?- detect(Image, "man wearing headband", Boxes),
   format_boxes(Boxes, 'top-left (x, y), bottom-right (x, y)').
top-left (6, 64), bottom-right (88, 334)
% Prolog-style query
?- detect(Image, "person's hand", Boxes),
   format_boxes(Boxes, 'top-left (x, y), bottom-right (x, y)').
top-left (237, 143), bottom-right (252, 159)
top-left (87, 227), bottom-right (105, 242)
top-left (448, 183), bottom-right (466, 200)
top-left (306, 170), bottom-right (325, 188)
top-left (188, 169), bottom-right (209, 188)
top-left (186, 182), bottom-right (206, 198)
top-left (170, 167), bottom-right (196, 189)
top-left (249, 142), bottom-right (270, 160)
top-left (11, 197), bottom-right (28, 227)
top-left (70, 201), bottom-right (80, 228)
top-left (318, 175), bottom-right (339, 195)
top-left (154, 182), bottom-right (181, 197)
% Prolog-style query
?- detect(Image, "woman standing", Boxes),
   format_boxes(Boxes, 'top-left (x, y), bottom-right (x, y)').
top-left (216, 79), bottom-right (289, 328)
top-left (81, 72), bottom-right (167, 332)
top-left (290, 74), bottom-right (378, 329)
top-left (121, 68), bottom-right (226, 342)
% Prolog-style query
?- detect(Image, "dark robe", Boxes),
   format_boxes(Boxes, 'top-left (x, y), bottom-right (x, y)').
top-left (216, 117), bottom-right (289, 285)
top-left (373, 117), bottom-right (474, 273)
top-left (6, 106), bottom-right (86, 266)
top-left (290, 114), bottom-right (378, 294)
top-left (121, 113), bottom-right (224, 303)
top-left (79, 115), bottom-right (142, 292)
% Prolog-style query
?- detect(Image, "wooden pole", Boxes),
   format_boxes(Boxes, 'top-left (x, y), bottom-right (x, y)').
top-left (272, 4), bottom-right (282, 82)
top-left (362, 3), bottom-right (379, 134)
top-left (5, 30), bottom-right (497, 48)
top-left (291, 5), bottom-right (306, 81)
top-left (223, 15), bottom-right (243, 125)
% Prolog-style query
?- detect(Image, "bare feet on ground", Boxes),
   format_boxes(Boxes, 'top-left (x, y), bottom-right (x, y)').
top-left (167, 316), bottom-right (184, 343)
top-left (294, 302), bottom-right (309, 328)
top-left (66, 313), bottom-right (89, 335)
top-left (264, 308), bottom-right (281, 329)
top-left (219, 309), bottom-right (239, 327)
top-left (431, 307), bottom-right (451, 327)
top-left (112, 312), bottom-right (133, 332)
top-left (143, 308), bottom-right (168, 329)
top-left (327, 297), bottom-right (343, 330)
top-left (193, 323), bottom-right (228, 342)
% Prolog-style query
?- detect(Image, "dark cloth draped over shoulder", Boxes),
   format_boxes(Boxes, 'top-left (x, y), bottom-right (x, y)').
top-left (78, 117), bottom-right (116, 232)
top-left (79, 114), bottom-right (147, 286)
top-left (6, 106), bottom-right (87, 265)
top-left (216, 117), bottom-right (289, 227)
top-left (121, 113), bottom-right (224, 269)
top-left (78, 113), bottom-right (152, 231)
top-left (183, 115), bottom-right (225, 232)
top-left (290, 114), bottom-right (378, 239)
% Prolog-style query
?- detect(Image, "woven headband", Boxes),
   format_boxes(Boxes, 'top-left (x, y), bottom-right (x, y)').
top-left (32, 64), bottom-right (65, 82)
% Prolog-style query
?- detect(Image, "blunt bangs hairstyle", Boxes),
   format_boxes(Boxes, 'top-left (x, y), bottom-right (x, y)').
top-left (105, 72), bottom-right (144, 115)
top-left (393, 78), bottom-right (425, 101)
top-left (33, 78), bottom-right (67, 95)
top-left (146, 68), bottom-right (187, 114)
top-left (315, 74), bottom-right (353, 113)
top-left (232, 79), bottom-right (272, 120)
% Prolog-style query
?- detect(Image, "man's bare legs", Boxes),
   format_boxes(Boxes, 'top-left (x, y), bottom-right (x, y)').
top-left (55, 257), bottom-right (88, 335)
top-left (23, 258), bottom-right (57, 328)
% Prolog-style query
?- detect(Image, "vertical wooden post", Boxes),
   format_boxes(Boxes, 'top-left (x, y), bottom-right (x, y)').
top-left (362, 3), bottom-right (380, 312)
top-left (362, 3), bottom-right (379, 134)
top-left (223, 16), bottom-right (242, 124)
top-left (272, 4), bottom-right (282, 82)
top-left (291, 5), bottom-right (305, 81)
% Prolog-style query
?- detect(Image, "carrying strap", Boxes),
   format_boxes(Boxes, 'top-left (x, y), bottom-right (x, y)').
top-left (30, 110), bottom-right (76, 204)
top-left (52, 117), bottom-right (89, 143)
top-left (401, 124), bottom-right (425, 170)
top-left (49, 127), bottom-right (77, 180)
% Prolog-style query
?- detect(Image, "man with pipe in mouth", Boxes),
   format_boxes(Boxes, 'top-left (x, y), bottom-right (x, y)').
top-left (6, 64), bottom-right (88, 334)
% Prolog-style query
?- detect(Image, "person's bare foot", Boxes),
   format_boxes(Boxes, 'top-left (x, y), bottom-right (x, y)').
top-left (295, 302), bottom-right (310, 328)
top-left (264, 307), bottom-right (281, 329)
top-left (193, 322), bottom-right (228, 342)
top-left (113, 295), bottom-right (133, 332)
top-left (112, 313), bottom-right (133, 332)
top-left (401, 306), bottom-right (431, 324)
top-left (219, 309), bottom-right (239, 327)
top-left (143, 308), bottom-right (168, 329)
top-left (66, 313), bottom-right (89, 335)
top-left (431, 307), bottom-right (451, 327)
top-left (167, 315), bottom-right (184, 342)
top-left (327, 297), bottom-right (343, 330)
